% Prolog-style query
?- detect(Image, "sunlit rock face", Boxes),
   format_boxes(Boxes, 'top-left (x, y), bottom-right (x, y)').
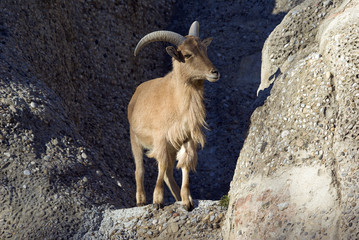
top-left (224, 0), bottom-right (359, 239)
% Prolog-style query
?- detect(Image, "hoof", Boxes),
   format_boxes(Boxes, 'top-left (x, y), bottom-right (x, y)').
top-left (153, 203), bottom-right (163, 210)
top-left (183, 202), bottom-right (194, 211)
top-left (136, 203), bottom-right (146, 207)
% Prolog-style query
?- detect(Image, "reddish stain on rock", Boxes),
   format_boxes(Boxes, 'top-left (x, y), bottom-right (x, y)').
top-left (233, 187), bottom-right (295, 239)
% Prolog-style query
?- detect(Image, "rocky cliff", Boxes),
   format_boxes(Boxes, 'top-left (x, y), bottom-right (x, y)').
top-left (0, 0), bottom-right (176, 238)
top-left (224, 0), bottom-right (359, 239)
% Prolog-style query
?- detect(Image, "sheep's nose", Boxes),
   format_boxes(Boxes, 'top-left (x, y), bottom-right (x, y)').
top-left (207, 68), bottom-right (220, 82)
top-left (211, 69), bottom-right (220, 79)
top-left (211, 69), bottom-right (219, 76)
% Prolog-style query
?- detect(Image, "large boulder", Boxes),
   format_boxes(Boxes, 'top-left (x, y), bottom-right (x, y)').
top-left (224, 0), bottom-right (359, 239)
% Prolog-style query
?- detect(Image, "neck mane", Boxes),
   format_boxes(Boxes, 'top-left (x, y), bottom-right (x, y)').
top-left (184, 80), bottom-right (206, 147)
top-left (167, 75), bottom-right (207, 150)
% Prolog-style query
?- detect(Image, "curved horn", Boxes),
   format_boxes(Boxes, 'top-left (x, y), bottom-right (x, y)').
top-left (188, 21), bottom-right (199, 37)
top-left (134, 31), bottom-right (185, 56)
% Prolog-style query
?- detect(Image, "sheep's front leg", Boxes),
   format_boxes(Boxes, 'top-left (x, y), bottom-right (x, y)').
top-left (177, 140), bottom-right (197, 211)
top-left (153, 161), bottom-right (167, 209)
top-left (164, 152), bottom-right (181, 201)
top-left (181, 166), bottom-right (194, 211)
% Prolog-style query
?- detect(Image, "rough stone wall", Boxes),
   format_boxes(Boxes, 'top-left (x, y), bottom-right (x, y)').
top-left (224, 0), bottom-right (359, 239)
top-left (318, 1), bottom-right (359, 238)
top-left (0, 0), bottom-right (175, 239)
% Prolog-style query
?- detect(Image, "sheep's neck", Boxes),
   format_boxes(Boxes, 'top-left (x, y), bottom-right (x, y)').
top-left (174, 77), bottom-right (206, 148)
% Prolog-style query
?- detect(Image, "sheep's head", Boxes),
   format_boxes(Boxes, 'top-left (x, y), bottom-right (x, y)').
top-left (134, 21), bottom-right (220, 82)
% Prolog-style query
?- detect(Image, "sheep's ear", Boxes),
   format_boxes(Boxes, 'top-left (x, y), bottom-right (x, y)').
top-left (166, 46), bottom-right (184, 62)
top-left (202, 37), bottom-right (213, 47)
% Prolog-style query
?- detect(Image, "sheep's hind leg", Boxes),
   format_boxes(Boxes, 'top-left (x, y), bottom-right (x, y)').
top-left (130, 130), bottom-right (146, 206)
top-left (164, 151), bottom-right (181, 202)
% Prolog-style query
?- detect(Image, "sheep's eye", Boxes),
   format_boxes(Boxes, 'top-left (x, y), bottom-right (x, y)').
top-left (184, 54), bottom-right (192, 59)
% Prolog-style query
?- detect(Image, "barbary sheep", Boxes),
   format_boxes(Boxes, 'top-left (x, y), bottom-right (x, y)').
top-left (128, 21), bottom-right (219, 210)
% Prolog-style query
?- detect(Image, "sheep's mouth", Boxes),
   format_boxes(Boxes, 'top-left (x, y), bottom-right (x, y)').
top-left (206, 73), bottom-right (220, 82)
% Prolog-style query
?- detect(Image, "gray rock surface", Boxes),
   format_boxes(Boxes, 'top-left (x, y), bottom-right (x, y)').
top-left (0, 0), bottom-right (176, 238)
top-left (224, 0), bottom-right (359, 239)
top-left (78, 200), bottom-right (225, 240)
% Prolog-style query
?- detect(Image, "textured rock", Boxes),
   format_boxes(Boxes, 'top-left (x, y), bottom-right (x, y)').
top-left (78, 200), bottom-right (226, 240)
top-left (0, 1), bottom-right (176, 239)
top-left (224, 0), bottom-right (359, 239)
top-left (258, 0), bottom-right (337, 94)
